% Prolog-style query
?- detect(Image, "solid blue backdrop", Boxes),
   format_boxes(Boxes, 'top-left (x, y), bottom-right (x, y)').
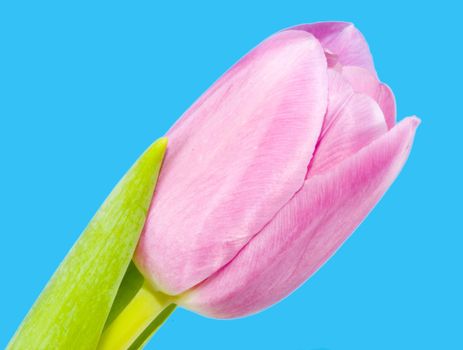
top-left (0, 1), bottom-right (460, 349)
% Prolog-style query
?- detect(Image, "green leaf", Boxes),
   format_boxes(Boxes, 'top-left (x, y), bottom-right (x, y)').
top-left (8, 138), bottom-right (168, 350)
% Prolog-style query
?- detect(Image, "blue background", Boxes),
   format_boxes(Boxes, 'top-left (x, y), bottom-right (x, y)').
top-left (1, 1), bottom-right (461, 349)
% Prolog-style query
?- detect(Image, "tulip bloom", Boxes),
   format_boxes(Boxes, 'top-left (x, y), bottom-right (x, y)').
top-left (134, 22), bottom-right (419, 318)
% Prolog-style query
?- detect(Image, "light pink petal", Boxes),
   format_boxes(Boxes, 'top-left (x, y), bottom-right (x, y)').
top-left (290, 22), bottom-right (376, 76)
top-left (290, 22), bottom-right (396, 128)
top-left (135, 30), bottom-right (328, 295)
top-left (181, 117), bottom-right (420, 318)
top-left (342, 66), bottom-right (396, 128)
top-left (308, 69), bottom-right (388, 176)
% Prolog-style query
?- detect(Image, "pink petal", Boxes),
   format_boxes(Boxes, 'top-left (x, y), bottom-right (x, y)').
top-left (308, 69), bottom-right (388, 176)
top-left (290, 22), bottom-right (377, 76)
top-left (135, 30), bottom-right (328, 295)
top-left (290, 23), bottom-right (396, 128)
top-left (181, 117), bottom-right (420, 318)
top-left (342, 66), bottom-right (396, 128)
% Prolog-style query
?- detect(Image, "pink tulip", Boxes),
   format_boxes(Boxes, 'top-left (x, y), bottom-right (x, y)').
top-left (134, 22), bottom-right (419, 318)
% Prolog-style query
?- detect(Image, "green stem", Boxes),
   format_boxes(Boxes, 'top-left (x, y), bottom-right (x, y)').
top-left (97, 280), bottom-right (174, 350)
top-left (128, 304), bottom-right (176, 350)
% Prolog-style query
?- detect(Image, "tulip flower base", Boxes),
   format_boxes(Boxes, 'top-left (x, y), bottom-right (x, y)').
top-left (98, 263), bottom-right (176, 350)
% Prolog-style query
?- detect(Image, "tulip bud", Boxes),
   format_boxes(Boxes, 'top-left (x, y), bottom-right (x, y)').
top-left (134, 22), bottom-right (419, 318)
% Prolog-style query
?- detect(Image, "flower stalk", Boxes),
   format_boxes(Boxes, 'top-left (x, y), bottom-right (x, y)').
top-left (98, 280), bottom-right (173, 350)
